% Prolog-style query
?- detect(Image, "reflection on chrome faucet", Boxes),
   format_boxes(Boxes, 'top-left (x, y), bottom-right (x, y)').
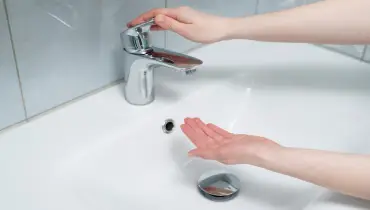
top-left (120, 18), bottom-right (203, 105)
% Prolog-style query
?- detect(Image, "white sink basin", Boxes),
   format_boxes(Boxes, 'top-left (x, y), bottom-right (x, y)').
top-left (1, 40), bottom-right (370, 210)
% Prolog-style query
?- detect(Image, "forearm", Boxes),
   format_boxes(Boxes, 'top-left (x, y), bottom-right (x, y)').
top-left (226, 0), bottom-right (370, 44)
top-left (260, 147), bottom-right (370, 200)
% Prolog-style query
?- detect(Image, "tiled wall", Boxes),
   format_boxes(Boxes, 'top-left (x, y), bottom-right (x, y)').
top-left (166, 0), bottom-right (258, 52)
top-left (0, 0), bottom-right (369, 131)
top-left (0, 0), bottom-right (25, 130)
top-left (257, 0), bottom-right (305, 13)
top-left (5, 0), bottom-right (165, 117)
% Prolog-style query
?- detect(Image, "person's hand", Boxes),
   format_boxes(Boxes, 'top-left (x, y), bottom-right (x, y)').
top-left (180, 118), bottom-right (282, 165)
top-left (127, 7), bottom-right (235, 44)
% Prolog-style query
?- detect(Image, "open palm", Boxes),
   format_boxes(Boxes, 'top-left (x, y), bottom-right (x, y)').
top-left (180, 118), bottom-right (281, 165)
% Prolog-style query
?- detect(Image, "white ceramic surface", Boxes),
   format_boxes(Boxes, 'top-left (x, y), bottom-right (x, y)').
top-left (1, 40), bottom-right (370, 210)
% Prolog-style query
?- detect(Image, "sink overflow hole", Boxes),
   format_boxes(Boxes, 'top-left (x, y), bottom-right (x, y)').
top-left (162, 119), bottom-right (175, 134)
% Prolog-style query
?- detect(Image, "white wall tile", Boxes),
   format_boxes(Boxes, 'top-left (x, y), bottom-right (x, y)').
top-left (258, 0), bottom-right (305, 14)
top-left (322, 45), bottom-right (365, 59)
top-left (0, 0), bottom-right (25, 130)
top-left (166, 0), bottom-right (258, 52)
top-left (364, 46), bottom-right (370, 62)
top-left (6, 0), bottom-right (165, 117)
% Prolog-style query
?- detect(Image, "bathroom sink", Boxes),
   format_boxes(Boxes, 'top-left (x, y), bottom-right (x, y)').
top-left (1, 40), bottom-right (370, 210)
top-left (51, 87), bottom-right (316, 210)
top-left (55, 74), bottom-right (370, 210)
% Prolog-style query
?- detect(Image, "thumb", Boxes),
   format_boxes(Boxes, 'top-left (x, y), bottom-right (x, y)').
top-left (155, 14), bottom-right (188, 36)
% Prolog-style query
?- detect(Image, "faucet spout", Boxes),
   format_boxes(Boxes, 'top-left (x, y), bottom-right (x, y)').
top-left (123, 47), bottom-right (202, 105)
top-left (121, 19), bottom-right (203, 105)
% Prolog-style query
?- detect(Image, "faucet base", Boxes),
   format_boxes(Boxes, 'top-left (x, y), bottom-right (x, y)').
top-left (124, 59), bottom-right (155, 105)
top-left (124, 87), bottom-right (154, 106)
top-left (122, 47), bottom-right (202, 106)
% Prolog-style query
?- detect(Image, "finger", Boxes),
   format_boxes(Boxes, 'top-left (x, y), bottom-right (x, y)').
top-left (150, 25), bottom-right (165, 31)
top-left (180, 124), bottom-right (207, 148)
top-left (192, 118), bottom-right (220, 147)
top-left (195, 118), bottom-right (224, 144)
top-left (127, 8), bottom-right (178, 27)
top-left (207, 123), bottom-right (234, 138)
top-left (192, 119), bottom-right (224, 142)
top-left (154, 15), bottom-right (189, 37)
top-left (185, 118), bottom-right (218, 147)
top-left (185, 118), bottom-right (206, 135)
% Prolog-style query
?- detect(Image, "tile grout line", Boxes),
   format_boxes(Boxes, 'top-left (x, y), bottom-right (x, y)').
top-left (361, 45), bottom-right (368, 61)
top-left (254, 0), bottom-right (260, 14)
top-left (23, 79), bottom-right (125, 122)
top-left (0, 120), bottom-right (27, 135)
top-left (3, 0), bottom-right (29, 120)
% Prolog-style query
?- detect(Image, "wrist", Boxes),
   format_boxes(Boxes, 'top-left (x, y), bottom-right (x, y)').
top-left (255, 145), bottom-right (287, 168)
top-left (222, 17), bottom-right (247, 41)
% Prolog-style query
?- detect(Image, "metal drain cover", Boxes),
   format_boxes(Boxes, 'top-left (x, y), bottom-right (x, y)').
top-left (197, 171), bottom-right (241, 201)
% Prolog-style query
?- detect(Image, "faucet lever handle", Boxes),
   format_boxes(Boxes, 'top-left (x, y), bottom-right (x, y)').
top-left (129, 18), bottom-right (155, 32)
top-left (121, 18), bottom-right (156, 55)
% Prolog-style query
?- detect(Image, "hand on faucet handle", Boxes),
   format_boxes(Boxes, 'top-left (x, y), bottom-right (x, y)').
top-left (127, 7), bottom-right (235, 44)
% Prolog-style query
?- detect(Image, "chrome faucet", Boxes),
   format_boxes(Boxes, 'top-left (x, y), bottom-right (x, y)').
top-left (120, 18), bottom-right (203, 105)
